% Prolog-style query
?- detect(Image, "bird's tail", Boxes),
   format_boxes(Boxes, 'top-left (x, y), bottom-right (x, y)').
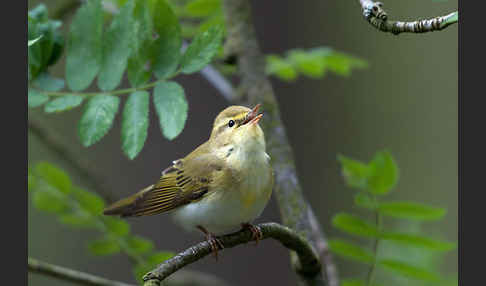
top-left (103, 185), bottom-right (154, 217)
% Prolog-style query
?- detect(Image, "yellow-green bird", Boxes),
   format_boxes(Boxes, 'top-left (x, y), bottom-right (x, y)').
top-left (103, 104), bottom-right (274, 257)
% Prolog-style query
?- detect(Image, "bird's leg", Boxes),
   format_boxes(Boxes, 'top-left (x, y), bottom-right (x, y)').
top-left (241, 223), bottom-right (263, 245)
top-left (196, 225), bottom-right (224, 260)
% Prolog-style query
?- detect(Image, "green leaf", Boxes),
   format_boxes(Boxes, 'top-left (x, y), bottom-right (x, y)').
top-left (88, 237), bottom-right (121, 256)
top-left (58, 213), bottom-right (96, 228)
top-left (152, 0), bottom-right (182, 79)
top-left (126, 236), bottom-right (154, 254)
top-left (44, 95), bottom-right (84, 113)
top-left (28, 89), bottom-right (49, 108)
top-left (153, 81), bottom-right (188, 140)
top-left (33, 73), bottom-right (65, 92)
top-left (72, 187), bottom-right (105, 215)
top-left (328, 239), bottom-right (374, 264)
top-left (337, 154), bottom-right (371, 189)
top-left (367, 151), bottom-right (399, 195)
top-left (103, 217), bottom-right (130, 236)
top-left (354, 192), bottom-right (376, 209)
top-left (133, 251), bottom-right (175, 282)
top-left (78, 95), bottom-right (120, 147)
top-left (35, 162), bottom-right (72, 194)
top-left (66, 0), bottom-right (103, 91)
top-left (32, 190), bottom-right (68, 214)
top-left (265, 55), bottom-right (298, 81)
top-left (379, 259), bottom-right (440, 282)
top-left (127, 0), bottom-right (153, 87)
top-left (332, 213), bottom-right (379, 238)
top-left (121, 91), bottom-right (150, 159)
top-left (28, 35), bottom-right (43, 47)
top-left (288, 49), bottom-right (328, 78)
top-left (180, 25), bottom-right (224, 74)
top-left (97, 0), bottom-right (135, 91)
top-left (326, 51), bottom-right (368, 77)
top-left (380, 232), bottom-right (456, 251)
top-left (378, 201), bottom-right (446, 221)
top-left (184, 0), bottom-right (221, 17)
top-left (341, 279), bottom-right (366, 286)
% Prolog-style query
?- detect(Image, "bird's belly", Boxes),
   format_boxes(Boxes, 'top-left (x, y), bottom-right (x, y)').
top-left (171, 172), bottom-right (272, 235)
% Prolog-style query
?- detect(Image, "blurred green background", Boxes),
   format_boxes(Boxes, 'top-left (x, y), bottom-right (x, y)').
top-left (28, 0), bottom-right (457, 285)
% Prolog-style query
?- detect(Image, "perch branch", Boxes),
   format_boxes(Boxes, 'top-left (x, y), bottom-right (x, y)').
top-left (358, 0), bottom-right (458, 35)
top-left (142, 223), bottom-right (321, 285)
top-left (28, 257), bottom-right (135, 286)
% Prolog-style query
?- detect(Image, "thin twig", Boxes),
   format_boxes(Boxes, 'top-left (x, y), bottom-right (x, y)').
top-left (142, 223), bottom-right (321, 285)
top-left (358, 0), bottom-right (458, 35)
top-left (28, 257), bottom-right (135, 286)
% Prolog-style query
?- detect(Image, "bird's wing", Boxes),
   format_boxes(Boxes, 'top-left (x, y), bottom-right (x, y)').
top-left (103, 143), bottom-right (228, 217)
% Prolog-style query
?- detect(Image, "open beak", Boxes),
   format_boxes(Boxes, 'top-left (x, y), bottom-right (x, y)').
top-left (242, 104), bottom-right (263, 125)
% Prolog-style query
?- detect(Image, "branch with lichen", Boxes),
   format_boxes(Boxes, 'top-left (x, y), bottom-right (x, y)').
top-left (142, 223), bottom-right (321, 285)
top-left (358, 0), bottom-right (458, 35)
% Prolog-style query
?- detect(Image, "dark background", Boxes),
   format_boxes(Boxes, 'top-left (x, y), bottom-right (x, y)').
top-left (28, 0), bottom-right (458, 285)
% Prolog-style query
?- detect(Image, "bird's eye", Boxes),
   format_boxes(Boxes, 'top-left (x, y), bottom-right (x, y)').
top-left (228, 120), bottom-right (235, 127)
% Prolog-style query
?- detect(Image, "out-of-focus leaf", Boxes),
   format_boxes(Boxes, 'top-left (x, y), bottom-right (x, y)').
top-left (328, 239), bottom-right (374, 264)
top-left (72, 187), bottom-right (105, 215)
top-left (97, 0), bottom-right (135, 91)
top-left (180, 25), bottom-right (224, 74)
top-left (32, 190), bottom-right (68, 214)
top-left (126, 236), bottom-right (154, 254)
top-left (28, 89), bottom-right (49, 108)
top-left (33, 73), bottom-right (65, 92)
top-left (341, 279), bottom-right (366, 286)
top-left (379, 259), bottom-right (440, 282)
top-left (153, 81), bottom-right (188, 140)
top-left (184, 0), bottom-right (221, 17)
top-left (332, 213), bottom-right (379, 238)
top-left (121, 91), bottom-right (150, 159)
top-left (265, 55), bottom-right (297, 81)
top-left (78, 94), bottom-right (120, 147)
top-left (354, 192), bottom-right (376, 209)
top-left (35, 162), bottom-right (71, 194)
top-left (58, 213), bottom-right (96, 228)
top-left (367, 151), bottom-right (399, 195)
top-left (378, 202), bottom-right (446, 221)
top-left (103, 217), bottom-right (130, 236)
top-left (28, 35), bottom-right (43, 47)
top-left (44, 95), bottom-right (84, 113)
top-left (381, 232), bottom-right (456, 251)
top-left (337, 154), bottom-right (371, 190)
top-left (88, 237), bottom-right (121, 255)
top-left (133, 251), bottom-right (175, 283)
top-left (66, 0), bottom-right (103, 91)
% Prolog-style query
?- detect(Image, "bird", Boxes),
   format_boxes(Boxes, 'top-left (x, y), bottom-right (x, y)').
top-left (103, 104), bottom-right (274, 258)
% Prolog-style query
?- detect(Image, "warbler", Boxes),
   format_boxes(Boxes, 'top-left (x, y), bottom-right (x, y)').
top-left (103, 104), bottom-right (274, 257)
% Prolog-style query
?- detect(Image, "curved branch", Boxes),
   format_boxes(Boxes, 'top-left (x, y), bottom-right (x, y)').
top-left (142, 223), bottom-right (321, 285)
top-left (28, 257), bottom-right (135, 286)
top-left (358, 0), bottom-right (458, 35)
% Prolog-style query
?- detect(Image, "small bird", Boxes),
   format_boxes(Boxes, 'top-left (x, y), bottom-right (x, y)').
top-left (103, 104), bottom-right (274, 258)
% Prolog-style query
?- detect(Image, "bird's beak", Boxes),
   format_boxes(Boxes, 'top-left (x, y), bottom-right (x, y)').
top-left (242, 104), bottom-right (263, 125)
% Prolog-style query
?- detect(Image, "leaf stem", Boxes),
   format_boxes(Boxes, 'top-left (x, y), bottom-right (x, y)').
top-left (366, 196), bottom-right (382, 286)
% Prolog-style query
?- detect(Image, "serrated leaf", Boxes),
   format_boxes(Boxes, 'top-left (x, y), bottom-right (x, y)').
top-left (72, 187), bottom-right (105, 215)
top-left (341, 279), bottom-right (366, 286)
top-left (97, 0), bottom-right (135, 91)
top-left (33, 73), bottom-right (65, 91)
top-left (265, 55), bottom-right (297, 81)
top-left (121, 91), bottom-right (149, 159)
top-left (367, 151), bottom-right (399, 195)
top-left (28, 35), bottom-right (43, 47)
top-left (332, 213), bottom-right (379, 238)
top-left (35, 162), bottom-right (71, 194)
top-left (44, 95), bottom-right (84, 113)
top-left (58, 213), bottom-right (96, 228)
top-left (103, 217), bottom-right (130, 236)
top-left (381, 232), bottom-right (456, 251)
top-left (133, 251), bottom-right (175, 283)
top-left (180, 25), bottom-right (223, 74)
top-left (153, 81), bottom-right (188, 140)
top-left (126, 236), bottom-right (154, 254)
top-left (337, 154), bottom-right (371, 189)
top-left (152, 0), bottom-right (182, 79)
top-left (379, 259), bottom-right (440, 282)
top-left (32, 190), bottom-right (68, 214)
top-left (28, 89), bottom-right (49, 108)
top-left (328, 239), bottom-right (374, 264)
top-left (79, 94), bottom-right (120, 147)
top-left (66, 0), bottom-right (103, 91)
top-left (378, 202), bottom-right (446, 221)
top-left (88, 237), bottom-right (121, 256)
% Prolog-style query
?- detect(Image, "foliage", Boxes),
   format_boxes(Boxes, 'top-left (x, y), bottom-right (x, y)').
top-left (329, 151), bottom-right (457, 286)
top-left (28, 162), bottom-right (175, 283)
top-left (27, 1), bottom-right (224, 160)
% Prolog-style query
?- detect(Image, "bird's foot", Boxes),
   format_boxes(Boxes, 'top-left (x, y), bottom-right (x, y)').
top-left (197, 225), bottom-right (224, 260)
top-left (241, 223), bottom-right (263, 245)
